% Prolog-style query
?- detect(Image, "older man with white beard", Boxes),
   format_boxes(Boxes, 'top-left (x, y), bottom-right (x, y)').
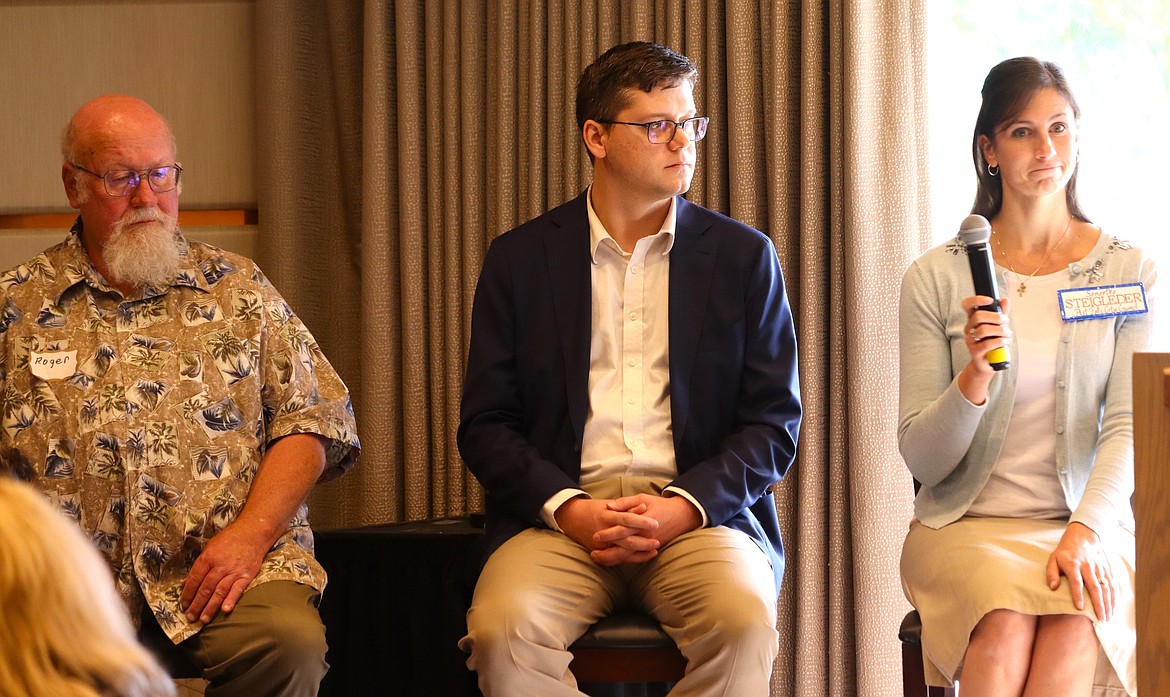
top-left (0, 95), bottom-right (360, 697)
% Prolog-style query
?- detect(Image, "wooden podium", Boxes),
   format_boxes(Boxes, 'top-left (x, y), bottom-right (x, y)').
top-left (1133, 351), bottom-right (1170, 695)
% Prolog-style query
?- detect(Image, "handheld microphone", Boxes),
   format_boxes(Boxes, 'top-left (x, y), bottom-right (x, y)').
top-left (958, 214), bottom-right (1010, 371)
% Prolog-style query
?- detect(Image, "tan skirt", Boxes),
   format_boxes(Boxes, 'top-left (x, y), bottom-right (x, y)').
top-left (901, 517), bottom-right (1136, 696)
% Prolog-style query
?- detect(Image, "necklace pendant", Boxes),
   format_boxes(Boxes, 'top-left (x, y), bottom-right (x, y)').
top-left (1017, 281), bottom-right (1027, 296)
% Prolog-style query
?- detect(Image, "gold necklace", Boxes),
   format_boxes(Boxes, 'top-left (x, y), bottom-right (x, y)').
top-left (993, 216), bottom-right (1073, 296)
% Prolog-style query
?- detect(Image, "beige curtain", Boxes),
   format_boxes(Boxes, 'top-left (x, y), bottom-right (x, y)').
top-left (256, 1), bottom-right (929, 695)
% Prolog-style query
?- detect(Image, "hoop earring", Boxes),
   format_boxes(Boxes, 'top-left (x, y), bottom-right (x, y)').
top-left (987, 164), bottom-right (1000, 177)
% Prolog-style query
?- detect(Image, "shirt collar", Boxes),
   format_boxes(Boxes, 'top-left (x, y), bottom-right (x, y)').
top-left (49, 217), bottom-right (208, 303)
top-left (585, 185), bottom-right (677, 263)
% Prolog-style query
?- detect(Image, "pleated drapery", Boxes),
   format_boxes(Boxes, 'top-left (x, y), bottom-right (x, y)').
top-left (255, 2), bottom-right (931, 694)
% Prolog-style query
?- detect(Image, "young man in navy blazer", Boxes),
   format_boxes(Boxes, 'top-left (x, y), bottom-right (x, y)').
top-left (458, 41), bottom-right (802, 696)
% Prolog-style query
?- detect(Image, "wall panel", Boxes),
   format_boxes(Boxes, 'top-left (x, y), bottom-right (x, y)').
top-left (0, 1), bottom-right (255, 212)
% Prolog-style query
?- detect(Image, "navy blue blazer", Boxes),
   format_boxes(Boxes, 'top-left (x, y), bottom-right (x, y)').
top-left (457, 191), bottom-right (801, 592)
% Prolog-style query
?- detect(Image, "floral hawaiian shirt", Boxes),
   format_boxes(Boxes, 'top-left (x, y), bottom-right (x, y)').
top-left (0, 222), bottom-right (359, 643)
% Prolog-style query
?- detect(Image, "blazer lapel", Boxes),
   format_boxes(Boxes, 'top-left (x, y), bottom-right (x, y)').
top-left (545, 193), bottom-right (593, 442)
top-left (669, 197), bottom-right (717, 444)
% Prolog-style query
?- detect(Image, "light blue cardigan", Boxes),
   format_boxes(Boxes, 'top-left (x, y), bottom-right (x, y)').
top-left (898, 232), bottom-right (1156, 536)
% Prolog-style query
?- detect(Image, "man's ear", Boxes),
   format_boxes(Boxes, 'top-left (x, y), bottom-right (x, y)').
top-left (582, 121), bottom-right (608, 161)
top-left (62, 164), bottom-right (83, 209)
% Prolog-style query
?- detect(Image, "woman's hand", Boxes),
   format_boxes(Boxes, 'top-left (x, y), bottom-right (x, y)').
top-left (956, 295), bottom-right (1013, 405)
top-left (1046, 521), bottom-right (1115, 622)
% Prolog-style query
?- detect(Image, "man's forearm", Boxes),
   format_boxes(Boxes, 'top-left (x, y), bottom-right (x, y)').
top-left (228, 432), bottom-right (327, 548)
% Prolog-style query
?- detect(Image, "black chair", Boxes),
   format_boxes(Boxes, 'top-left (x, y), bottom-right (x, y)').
top-left (570, 612), bottom-right (686, 694)
top-left (137, 607), bottom-right (203, 680)
top-left (899, 609), bottom-right (956, 697)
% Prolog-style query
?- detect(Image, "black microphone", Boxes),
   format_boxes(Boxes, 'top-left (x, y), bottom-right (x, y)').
top-left (958, 214), bottom-right (1010, 371)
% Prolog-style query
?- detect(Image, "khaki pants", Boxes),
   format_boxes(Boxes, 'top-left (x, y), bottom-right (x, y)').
top-left (461, 476), bottom-right (780, 697)
top-left (142, 580), bottom-right (328, 697)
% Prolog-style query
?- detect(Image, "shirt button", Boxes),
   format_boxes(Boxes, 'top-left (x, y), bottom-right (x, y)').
top-left (629, 312), bottom-right (637, 321)
top-left (628, 359), bottom-right (636, 367)
top-left (1058, 467), bottom-right (1068, 474)
top-left (630, 265), bottom-right (639, 274)
top-left (1055, 425), bottom-right (1065, 434)
top-left (627, 398), bottom-right (636, 405)
top-left (1057, 381), bottom-right (1066, 389)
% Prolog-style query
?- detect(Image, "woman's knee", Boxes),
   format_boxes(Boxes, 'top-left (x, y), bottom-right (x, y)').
top-left (968, 609), bottom-right (1037, 658)
top-left (1036, 613), bottom-right (1096, 651)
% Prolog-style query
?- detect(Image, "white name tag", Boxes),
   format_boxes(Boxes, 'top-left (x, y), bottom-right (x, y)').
top-left (29, 350), bottom-right (77, 380)
top-left (1058, 282), bottom-right (1148, 321)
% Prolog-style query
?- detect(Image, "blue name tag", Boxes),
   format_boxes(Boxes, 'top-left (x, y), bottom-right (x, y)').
top-left (1057, 282), bottom-right (1148, 321)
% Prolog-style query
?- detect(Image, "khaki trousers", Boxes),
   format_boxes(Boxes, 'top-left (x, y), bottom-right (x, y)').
top-left (461, 476), bottom-right (779, 697)
top-left (143, 580), bottom-right (328, 697)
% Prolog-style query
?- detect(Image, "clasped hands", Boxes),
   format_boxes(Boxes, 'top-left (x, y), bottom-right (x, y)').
top-left (555, 493), bottom-right (702, 566)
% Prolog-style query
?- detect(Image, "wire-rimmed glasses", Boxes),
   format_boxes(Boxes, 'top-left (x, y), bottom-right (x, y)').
top-left (70, 163), bottom-right (183, 197)
top-left (597, 117), bottom-right (709, 144)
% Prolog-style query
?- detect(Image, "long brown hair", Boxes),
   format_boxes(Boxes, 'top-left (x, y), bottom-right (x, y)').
top-left (970, 57), bottom-right (1090, 222)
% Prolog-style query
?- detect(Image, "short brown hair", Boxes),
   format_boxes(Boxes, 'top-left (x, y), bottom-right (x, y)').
top-left (575, 41), bottom-right (698, 135)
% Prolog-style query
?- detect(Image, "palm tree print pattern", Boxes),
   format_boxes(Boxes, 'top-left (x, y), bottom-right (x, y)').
top-left (78, 343), bottom-right (117, 379)
top-left (232, 290), bottom-right (262, 322)
top-left (124, 334), bottom-right (174, 370)
top-left (192, 447), bottom-right (229, 480)
top-left (85, 432), bottom-right (124, 480)
top-left (44, 438), bottom-right (75, 478)
top-left (179, 351), bottom-right (203, 381)
top-left (202, 328), bottom-right (254, 386)
top-left (0, 296), bottom-right (23, 333)
top-left (137, 538), bottom-right (174, 582)
top-left (200, 256), bottom-right (239, 286)
top-left (2, 385), bottom-right (35, 440)
top-left (0, 264), bottom-right (32, 293)
top-left (133, 473), bottom-right (182, 532)
top-left (2, 231), bottom-right (358, 643)
top-left (35, 299), bottom-right (68, 328)
top-left (116, 295), bottom-right (168, 331)
top-left (181, 297), bottom-right (221, 326)
top-left (28, 380), bottom-right (62, 419)
top-left (93, 496), bottom-right (125, 555)
top-left (145, 421), bottom-right (180, 468)
top-left (196, 398), bottom-right (246, 439)
top-left (129, 378), bottom-right (170, 412)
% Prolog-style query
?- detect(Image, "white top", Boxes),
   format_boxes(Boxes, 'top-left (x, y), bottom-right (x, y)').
top-left (579, 195), bottom-right (677, 482)
top-left (539, 191), bottom-right (707, 529)
top-left (967, 268), bottom-right (1069, 519)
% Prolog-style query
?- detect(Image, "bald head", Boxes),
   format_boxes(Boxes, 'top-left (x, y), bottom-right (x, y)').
top-left (60, 95), bottom-right (184, 295)
top-left (61, 95), bottom-right (177, 167)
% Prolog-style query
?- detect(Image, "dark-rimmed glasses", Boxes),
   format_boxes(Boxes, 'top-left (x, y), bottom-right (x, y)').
top-left (70, 163), bottom-right (183, 197)
top-left (597, 117), bottom-right (709, 144)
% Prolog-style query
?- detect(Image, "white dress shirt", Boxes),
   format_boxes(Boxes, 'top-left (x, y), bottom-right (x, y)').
top-left (541, 188), bottom-right (707, 529)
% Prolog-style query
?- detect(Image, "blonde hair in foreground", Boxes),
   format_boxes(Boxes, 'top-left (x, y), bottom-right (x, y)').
top-left (0, 478), bottom-right (177, 697)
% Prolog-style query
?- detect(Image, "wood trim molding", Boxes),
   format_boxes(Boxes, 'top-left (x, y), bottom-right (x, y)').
top-left (1164, 366), bottom-right (1170, 409)
top-left (0, 209), bottom-right (258, 229)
